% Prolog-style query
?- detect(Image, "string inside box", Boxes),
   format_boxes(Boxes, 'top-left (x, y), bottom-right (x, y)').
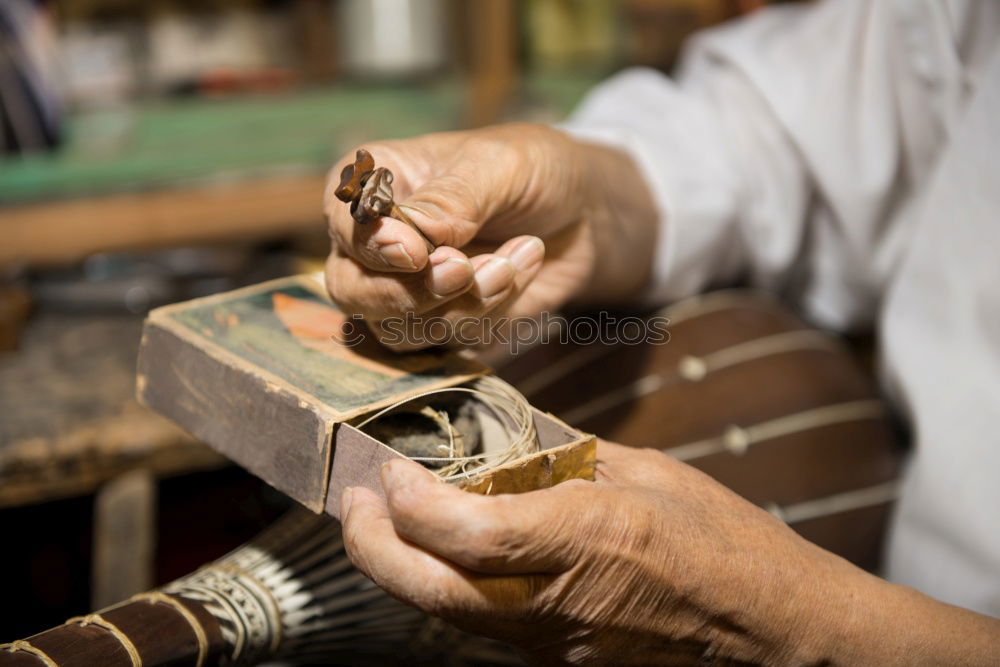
top-left (354, 375), bottom-right (538, 482)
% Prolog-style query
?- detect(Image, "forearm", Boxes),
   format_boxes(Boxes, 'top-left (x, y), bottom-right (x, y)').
top-left (760, 540), bottom-right (1000, 665)
top-left (833, 575), bottom-right (1000, 665)
top-left (654, 511), bottom-right (1000, 666)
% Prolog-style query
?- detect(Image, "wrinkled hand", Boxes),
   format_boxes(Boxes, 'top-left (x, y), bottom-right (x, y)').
top-left (323, 124), bottom-right (656, 350)
top-left (339, 441), bottom-right (879, 665)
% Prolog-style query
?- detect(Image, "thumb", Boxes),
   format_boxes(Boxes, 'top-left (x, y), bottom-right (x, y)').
top-left (396, 161), bottom-right (520, 251)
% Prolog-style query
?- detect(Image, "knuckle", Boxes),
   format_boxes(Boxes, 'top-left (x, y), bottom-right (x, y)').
top-left (418, 176), bottom-right (479, 218)
top-left (468, 520), bottom-right (508, 554)
top-left (323, 272), bottom-right (359, 315)
top-left (465, 130), bottom-right (528, 179)
top-left (635, 446), bottom-right (673, 468)
top-left (340, 521), bottom-right (366, 569)
top-left (370, 282), bottom-right (420, 316)
top-left (462, 133), bottom-right (519, 167)
top-left (417, 570), bottom-right (462, 618)
top-left (328, 275), bottom-right (423, 322)
top-left (385, 479), bottom-right (424, 519)
top-left (557, 478), bottom-right (594, 494)
top-left (326, 221), bottom-right (356, 261)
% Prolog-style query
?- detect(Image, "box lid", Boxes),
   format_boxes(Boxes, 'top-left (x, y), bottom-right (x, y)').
top-left (137, 274), bottom-right (492, 510)
top-left (143, 274), bottom-right (487, 423)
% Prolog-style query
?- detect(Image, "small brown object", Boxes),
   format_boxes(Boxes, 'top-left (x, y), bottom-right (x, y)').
top-left (334, 148), bottom-right (375, 204)
top-left (354, 167), bottom-right (395, 223)
top-left (334, 149), bottom-right (436, 252)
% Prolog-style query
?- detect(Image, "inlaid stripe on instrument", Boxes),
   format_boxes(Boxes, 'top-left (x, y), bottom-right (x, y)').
top-left (0, 640), bottom-right (58, 666)
top-left (170, 582), bottom-right (247, 662)
top-left (658, 289), bottom-right (784, 325)
top-left (66, 614), bottom-right (142, 666)
top-left (503, 316), bottom-right (566, 360)
top-left (517, 343), bottom-right (622, 398)
top-left (214, 562), bottom-right (285, 655)
top-left (662, 400), bottom-right (886, 462)
top-left (677, 330), bottom-right (840, 381)
top-left (167, 563), bottom-right (283, 665)
top-left (560, 374), bottom-right (665, 425)
top-left (515, 292), bottom-right (800, 400)
top-left (560, 331), bottom-right (845, 425)
top-left (766, 481), bottom-right (900, 525)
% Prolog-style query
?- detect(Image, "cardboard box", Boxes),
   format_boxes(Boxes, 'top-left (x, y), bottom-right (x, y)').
top-left (137, 275), bottom-right (595, 518)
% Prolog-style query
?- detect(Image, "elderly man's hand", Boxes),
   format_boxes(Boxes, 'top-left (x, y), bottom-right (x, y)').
top-left (323, 124), bottom-right (656, 350)
top-left (339, 440), bottom-right (895, 664)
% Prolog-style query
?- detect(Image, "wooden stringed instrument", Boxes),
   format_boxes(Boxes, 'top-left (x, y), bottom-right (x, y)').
top-left (1, 290), bottom-right (903, 666)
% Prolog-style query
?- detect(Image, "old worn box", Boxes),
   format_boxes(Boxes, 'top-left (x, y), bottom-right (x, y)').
top-left (137, 275), bottom-right (595, 518)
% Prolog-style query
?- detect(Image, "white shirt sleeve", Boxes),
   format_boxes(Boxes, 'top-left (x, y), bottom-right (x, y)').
top-left (562, 0), bottom-right (952, 331)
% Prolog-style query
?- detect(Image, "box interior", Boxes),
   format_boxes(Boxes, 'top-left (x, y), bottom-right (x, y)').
top-left (323, 409), bottom-right (586, 518)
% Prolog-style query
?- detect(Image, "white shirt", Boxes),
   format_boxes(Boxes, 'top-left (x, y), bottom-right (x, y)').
top-left (565, 0), bottom-right (1000, 616)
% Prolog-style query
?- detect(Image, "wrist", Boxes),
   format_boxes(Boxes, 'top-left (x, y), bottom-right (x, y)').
top-left (755, 540), bottom-right (1000, 665)
top-left (568, 138), bottom-right (658, 306)
top-left (827, 576), bottom-right (1000, 665)
top-left (680, 529), bottom-right (881, 664)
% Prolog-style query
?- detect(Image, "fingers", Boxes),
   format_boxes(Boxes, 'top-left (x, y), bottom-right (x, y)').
top-left (362, 135), bottom-right (525, 253)
top-left (340, 485), bottom-right (476, 614)
top-left (331, 213), bottom-right (437, 273)
top-left (355, 256), bottom-right (513, 350)
top-left (392, 173), bottom-right (493, 249)
top-left (324, 246), bottom-right (475, 319)
top-left (324, 147), bottom-right (428, 273)
top-left (327, 236), bottom-right (545, 347)
top-left (340, 485), bottom-right (544, 621)
top-left (426, 246), bottom-right (477, 298)
top-left (340, 485), bottom-right (418, 583)
top-left (373, 237), bottom-right (546, 351)
top-left (378, 458), bottom-right (587, 574)
top-left (325, 141), bottom-right (511, 274)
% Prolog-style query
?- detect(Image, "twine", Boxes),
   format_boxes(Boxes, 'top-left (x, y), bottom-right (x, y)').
top-left (0, 640), bottom-right (58, 666)
top-left (130, 592), bottom-right (209, 667)
top-left (66, 614), bottom-right (141, 666)
top-left (355, 375), bottom-right (538, 481)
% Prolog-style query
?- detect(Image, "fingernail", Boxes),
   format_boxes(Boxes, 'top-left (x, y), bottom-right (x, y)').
top-left (474, 257), bottom-right (515, 298)
top-left (508, 236), bottom-right (544, 271)
top-left (381, 242), bottom-right (417, 270)
top-left (427, 257), bottom-right (474, 296)
top-left (341, 486), bottom-right (354, 519)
